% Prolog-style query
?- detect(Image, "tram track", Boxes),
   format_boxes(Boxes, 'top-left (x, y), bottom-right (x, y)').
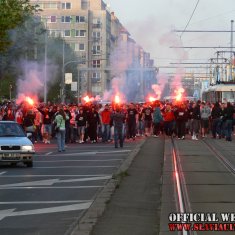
top-left (162, 137), bottom-right (235, 234)
top-left (203, 139), bottom-right (235, 175)
top-left (171, 137), bottom-right (194, 235)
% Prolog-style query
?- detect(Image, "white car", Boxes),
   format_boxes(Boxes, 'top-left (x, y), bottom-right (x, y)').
top-left (0, 121), bottom-right (35, 167)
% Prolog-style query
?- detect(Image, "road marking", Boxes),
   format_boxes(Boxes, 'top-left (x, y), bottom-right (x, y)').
top-left (0, 200), bottom-right (92, 204)
top-left (0, 186), bottom-right (103, 189)
top-left (38, 149), bottom-right (131, 157)
top-left (0, 172), bottom-right (6, 175)
top-left (0, 209), bottom-right (15, 221)
top-left (33, 165), bottom-right (117, 169)
top-left (34, 159), bottom-right (122, 163)
top-left (97, 150), bottom-right (131, 154)
top-left (0, 176), bottom-right (112, 187)
top-left (0, 174), bottom-right (110, 178)
top-left (45, 152), bottom-right (53, 156)
top-left (0, 202), bottom-right (92, 221)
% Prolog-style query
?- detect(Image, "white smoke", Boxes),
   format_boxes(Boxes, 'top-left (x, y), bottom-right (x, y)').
top-left (16, 60), bottom-right (58, 104)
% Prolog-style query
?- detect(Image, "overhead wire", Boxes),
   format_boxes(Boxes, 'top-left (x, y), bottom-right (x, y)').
top-left (180, 0), bottom-right (200, 39)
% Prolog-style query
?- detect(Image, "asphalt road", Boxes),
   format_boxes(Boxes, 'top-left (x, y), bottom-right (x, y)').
top-left (0, 138), bottom-right (143, 235)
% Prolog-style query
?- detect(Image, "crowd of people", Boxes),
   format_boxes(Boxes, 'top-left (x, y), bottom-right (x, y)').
top-left (0, 98), bottom-right (235, 151)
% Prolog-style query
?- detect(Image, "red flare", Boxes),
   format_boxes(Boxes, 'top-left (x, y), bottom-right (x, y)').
top-left (175, 88), bottom-right (185, 102)
top-left (114, 95), bottom-right (120, 104)
top-left (83, 95), bottom-right (90, 103)
top-left (149, 96), bottom-right (157, 102)
top-left (25, 96), bottom-right (34, 106)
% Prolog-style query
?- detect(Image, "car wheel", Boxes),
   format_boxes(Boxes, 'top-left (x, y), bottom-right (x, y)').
top-left (25, 162), bottom-right (33, 168)
top-left (11, 163), bottom-right (17, 167)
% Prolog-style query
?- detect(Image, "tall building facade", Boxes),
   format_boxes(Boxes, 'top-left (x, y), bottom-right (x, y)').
top-left (30, 0), bottom-right (156, 100)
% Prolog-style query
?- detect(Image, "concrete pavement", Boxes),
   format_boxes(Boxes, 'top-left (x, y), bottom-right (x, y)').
top-left (86, 137), bottom-right (165, 235)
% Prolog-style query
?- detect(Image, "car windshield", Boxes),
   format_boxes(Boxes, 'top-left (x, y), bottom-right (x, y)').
top-left (0, 123), bottom-right (26, 137)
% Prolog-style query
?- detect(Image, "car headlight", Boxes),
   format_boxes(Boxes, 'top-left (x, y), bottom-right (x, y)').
top-left (22, 145), bottom-right (34, 151)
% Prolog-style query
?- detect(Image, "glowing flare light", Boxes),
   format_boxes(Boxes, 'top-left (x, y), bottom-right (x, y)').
top-left (114, 95), bottom-right (120, 104)
top-left (149, 96), bottom-right (157, 102)
top-left (83, 96), bottom-right (90, 103)
top-left (175, 88), bottom-right (185, 102)
top-left (25, 96), bottom-right (34, 106)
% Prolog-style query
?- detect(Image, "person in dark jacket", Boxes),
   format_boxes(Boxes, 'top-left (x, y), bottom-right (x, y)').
top-left (38, 107), bottom-right (54, 144)
top-left (211, 102), bottom-right (222, 138)
top-left (87, 106), bottom-right (100, 143)
top-left (153, 103), bottom-right (163, 137)
top-left (76, 108), bottom-right (87, 143)
top-left (175, 103), bottom-right (188, 139)
top-left (23, 110), bottom-right (36, 143)
top-left (126, 103), bottom-right (138, 140)
top-left (223, 102), bottom-right (234, 141)
top-left (111, 107), bottom-right (125, 148)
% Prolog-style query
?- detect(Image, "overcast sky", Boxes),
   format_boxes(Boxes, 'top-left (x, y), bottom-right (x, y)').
top-left (105, 0), bottom-right (235, 70)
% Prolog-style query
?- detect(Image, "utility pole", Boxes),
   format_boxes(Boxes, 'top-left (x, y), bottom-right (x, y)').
top-left (44, 18), bottom-right (48, 104)
top-left (230, 20), bottom-right (234, 81)
top-left (62, 40), bottom-right (65, 103)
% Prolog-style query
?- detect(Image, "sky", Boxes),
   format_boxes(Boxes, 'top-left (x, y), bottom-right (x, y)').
top-left (105, 0), bottom-right (235, 73)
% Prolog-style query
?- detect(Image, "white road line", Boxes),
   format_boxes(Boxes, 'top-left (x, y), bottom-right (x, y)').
top-left (37, 149), bottom-right (131, 157)
top-left (0, 176), bottom-right (112, 187)
top-left (33, 166), bottom-right (117, 169)
top-left (0, 186), bottom-right (104, 189)
top-left (0, 202), bottom-right (92, 221)
top-left (42, 152), bottom-right (96, 156)
top-left (0, 200), bottom-right (92, 204)
top-left (0, 172), bottom-right (6, 175)
top-left (0, 174), bottom-right (110, 177)
top-left (45, 152), bottom-right (53, 156)
top-left (34, 159), bottom-right (122, 163)
top-left (97, 150), bottom-right (131, 154)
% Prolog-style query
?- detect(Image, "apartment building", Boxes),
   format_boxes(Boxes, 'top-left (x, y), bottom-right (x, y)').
top-left (30, 0), bottom-right (156, 100)
top-left (30, 0), bottom-right (112, 98)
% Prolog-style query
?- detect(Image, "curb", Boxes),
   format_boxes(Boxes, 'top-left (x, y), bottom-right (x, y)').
top-left (67, 138), bottom-right (147, 235)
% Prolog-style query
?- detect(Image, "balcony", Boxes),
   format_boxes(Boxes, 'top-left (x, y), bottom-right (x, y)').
top-left (92, 23), bottom-right (102, 29)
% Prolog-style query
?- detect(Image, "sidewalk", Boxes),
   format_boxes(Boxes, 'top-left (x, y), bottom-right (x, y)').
top-left (90, 137), bottom-right (164, 235)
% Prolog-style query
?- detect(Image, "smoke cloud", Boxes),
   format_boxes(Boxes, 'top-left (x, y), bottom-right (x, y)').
top-left (16, 60), bottom-right (58, 104)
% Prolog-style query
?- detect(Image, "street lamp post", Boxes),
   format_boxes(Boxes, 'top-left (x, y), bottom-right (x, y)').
top-left (42, 18), bottom-right (48, 104)
top-left (61, 40), bottom-right (65, 103)
top-left (9, 84), bottom-right (12, 100)
top-left (230, 20), bottom-right (234, 81)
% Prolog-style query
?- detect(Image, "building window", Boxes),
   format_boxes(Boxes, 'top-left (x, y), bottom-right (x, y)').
top-left (92, 72), bottom-right (101, 83)
top-left (92, 31), bottom-right (101, 39)
top-left (49, 16), bottom-right (57, 23)
top-left (61, 16), bottom-right (71, 22)
top-left (75, 16), bottom-right (86, 23)
top-left (44, 2), bottom-right (58, 9)
top-left (93, 18), bottom-right (101, 28)
top-left (81, 0), bottom-right (88, 10)
top-left (62, 2), bottom-right (71, 9)
top-left (92, 45), bottom-right (101, 55)
top-left (92, 60), bottom-right (101, 68)
top-left (79, 43), bottom-right (85, 51)
top-left (80, 30), bottom-right (86, 36)
top-left (49, 30), bottom-right (62, 37)
top-left (80, 16), bottom-right (85, 22)
top-left (75, 30), bottom-right (86, 37)
top-left (64, 30), bottom-right (71, 37)
top-left (74, 43), bottom-right (85, 51)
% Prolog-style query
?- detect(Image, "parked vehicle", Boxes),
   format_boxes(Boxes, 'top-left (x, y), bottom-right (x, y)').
top-left (0, 121), bottom-right (35, 167)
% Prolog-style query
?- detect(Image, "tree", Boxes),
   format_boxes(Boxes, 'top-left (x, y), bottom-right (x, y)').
top-left (0, 0), bottom-right (39, 52)
top-left (0, 16), bottom-right (79, 102)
